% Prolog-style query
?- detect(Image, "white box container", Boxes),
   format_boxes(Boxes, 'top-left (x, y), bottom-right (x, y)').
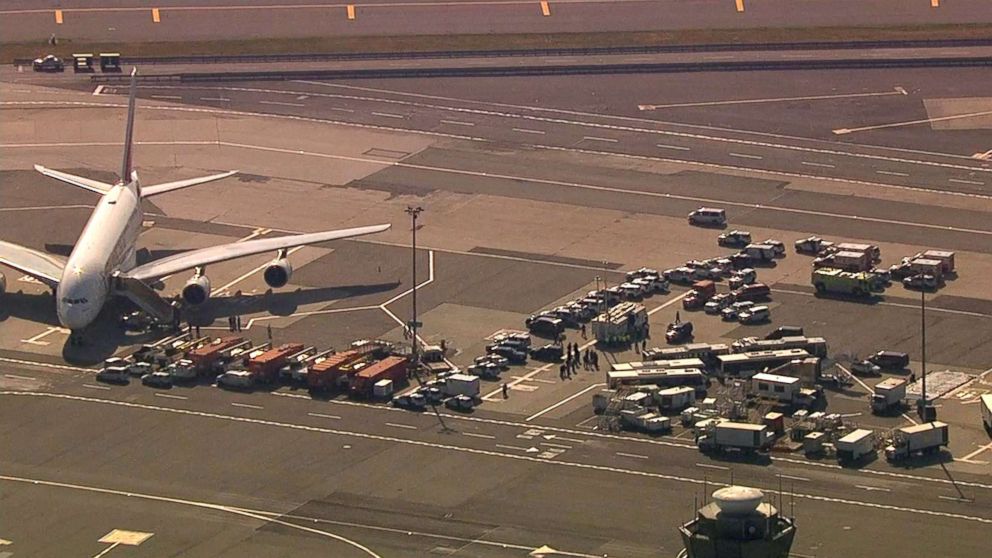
top-left (444, 374), bottom-right (481, 398)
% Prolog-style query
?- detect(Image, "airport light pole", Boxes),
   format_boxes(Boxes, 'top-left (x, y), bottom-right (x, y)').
top-left (919, 288), bottom-right (929, 420)
top-left (406, 206), bottom-right (424, 371)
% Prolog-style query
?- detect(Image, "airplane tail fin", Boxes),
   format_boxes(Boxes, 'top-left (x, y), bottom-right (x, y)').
top-left (120, 67), bottom-right (139, 194)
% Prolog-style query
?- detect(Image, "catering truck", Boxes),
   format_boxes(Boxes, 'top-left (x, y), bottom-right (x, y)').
top-left (696, 422), bottom-right (774, 455)
top-left (885, 421), bottom-right (949, 461)
top-left (307, 350), bottom-right (363, 392)
top-left (871, 378), bottom-right (907, 415)
top-left (835, 429), bottom-right (876, 463)
top-left (350, 356), bottom-right (408, 398)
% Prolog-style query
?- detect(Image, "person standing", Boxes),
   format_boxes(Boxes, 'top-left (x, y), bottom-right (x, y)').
top-left (502, 383), bottom-right (509, 399)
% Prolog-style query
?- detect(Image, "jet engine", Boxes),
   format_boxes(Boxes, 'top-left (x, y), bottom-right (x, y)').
top-left (181, 272), bottom-right (211, 305)
top-left (263, 258), bottom-right (293, 288)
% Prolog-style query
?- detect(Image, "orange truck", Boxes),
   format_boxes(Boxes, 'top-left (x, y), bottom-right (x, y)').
top-left (350, 356), bottom-right (409, 399)
top-left (247, 343), bottom-right (305, 384)
top-left (307, 350), bottom-right (364, 392)
top-left (187, 336), bottom-right (249, 374)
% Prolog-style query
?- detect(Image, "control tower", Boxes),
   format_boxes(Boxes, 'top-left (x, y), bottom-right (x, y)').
top-left (678, 486), bottom-right (796, 558)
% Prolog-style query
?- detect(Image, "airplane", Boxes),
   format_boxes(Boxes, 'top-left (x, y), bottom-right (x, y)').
top-left (0, 69), bottom-right (391, 341)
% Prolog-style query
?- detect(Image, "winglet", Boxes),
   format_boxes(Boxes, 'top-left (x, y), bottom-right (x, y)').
top-left (120, 67), bottom-right (138, 188)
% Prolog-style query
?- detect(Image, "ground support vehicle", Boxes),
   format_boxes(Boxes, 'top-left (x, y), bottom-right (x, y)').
top-left (903, 274), bottom-right (939, 291)
top-left (33, 54), bottom-right (64, 71)
top-left (721, 301), bottom-right (754, 321)
top-left (665, 321), bottom-right (694, 344)
top-left (244, 343), bottom-right (305, 385)
top-left (688, 207), bottom-right (727, 227)
top-left (696, 422), bottom-right (774, 455)
top-left (683, 280), bottom-right (716, 309)
top-left (718, 230), bottom-right (751, 248)
top-left (216, 370), bottom-right (254, 390)
top-left (867, 350), bottom-right (910, 370)
top-left (307, 350), bottom-right (363, 392)
top-left (488, 344), bottom-right (528, 364)
top-left (656, 386), bottom-right (696, 413)
top-left (350, 356), bottom-right (409, 398)
top-left (850, 360), bottom-right (881, 376)
top-left (664, 267), bottom-right (696, 284)
top-left (529, 344), bottom-right (563, 362)
top-left (738, 305), bottom-right (770, 324)
top-left (741, 244), bottom-right (777, 264)
top-left (836, 429), bottom-right (876, 463)
top-left (467, 362), bottom-right (502, 380)
top-left (835, 242), bottom-right (881, 262)
top-left (885, 421), bottom-right (949, 461)
top-left (728, 268), bottom-right (756, 290)
top-left (526, 315), bottom-right (565, 338)
top-left (704, 293), bottom-right (734, 314)
top-left (96, 365), bottom-right (130, 384)
top-left (794, 236), bottom-right (833, 255)
top-left (620, 410), bottom-right (672, 433)
top-left (811, 268), bottom-right (878, 296)
top-left (731, 283), bottom-right (771, 302)
top-left (141, 371), bottom-right (173, 388)
top-left (592, 302), bottom-right (647, 345)
top-left (871, 378), bottom-right (907, 414)
top-left (815, 250), bottom-right (872, 272)
top-left (443, 374), bottom-right (481, 398)
top-left (392, 393), bottom-right (427, 411)
top-left (181, 336), bottom-right (250, 378)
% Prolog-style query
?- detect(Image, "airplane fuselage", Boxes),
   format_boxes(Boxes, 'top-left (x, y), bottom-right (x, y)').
top-left (57, 181), bottom-right (143, 330)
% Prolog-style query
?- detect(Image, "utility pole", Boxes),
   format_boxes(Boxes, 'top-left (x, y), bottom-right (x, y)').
top-left (919, 288), bottom-right (930, 420)
top-left (405, 206), bottom-right (424, 371)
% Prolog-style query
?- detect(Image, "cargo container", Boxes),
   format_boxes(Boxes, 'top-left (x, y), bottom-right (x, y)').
top-left (443, 374), bottom-right (481, 398)
top-left (350, 356), bottom-right (409, 398)
top-left (246, 343), bottom-right (305, 384)
top-left (885, 421), bottom-right (949, 461)
top-left (373, 379), bottom-right (394, 399)
top-left (750, 372), bottom-right (800, 402)
top-left (307, 350), bottom-right (363, 392)
top-left (981, 394), bottom-right (992, 433)
top-left (871, 378), bottom-right (907, 414)
top-left (836, 429), bottom-right (876, 463)
top-left (656, 386), bottom-right (696, 412)
top-left (697, 422), bottom-right (774, 454)
top-left (591, 302), bottom-right (647, 344)
top-left (592, 389), bottom-right (616, 413)
top-left (188, 336), bottom-right (249, 374)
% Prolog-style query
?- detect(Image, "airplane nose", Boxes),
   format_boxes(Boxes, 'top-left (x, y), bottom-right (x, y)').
top-left (58, 305), bottom-right (92, 330)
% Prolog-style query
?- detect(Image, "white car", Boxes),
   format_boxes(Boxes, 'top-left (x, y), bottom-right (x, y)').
top-left (761, 239), bottom-right (787, 257)
top-left (704, 293), bottom-right (734, 314)
top-left (664, 267), bottom-right (695, 284)
top-left (721, 301), bottom-right (754, 321)
top-left (739, 305), bottom-right (771, 324)
top-left (903, 273), bottom-right (939, 291)
top-left (728, 268), bottom-right (756, 290)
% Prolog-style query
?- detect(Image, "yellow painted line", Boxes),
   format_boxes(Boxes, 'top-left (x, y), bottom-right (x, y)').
top-left (347, 4), bottom-right (355, 19)
top-left (540, 1), bottom-right (551, 16)
top-left (54, 9), bottom-right (62, 24)
top-left (152, 8), bottom-right (161, 22)
top-left (931, 0), bottom-right (939, 6)
top-left (735, 0), bottom-right (744, 12)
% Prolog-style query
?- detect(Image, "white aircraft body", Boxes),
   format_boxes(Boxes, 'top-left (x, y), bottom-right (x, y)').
top-left (0, 69), bottom-right (390, 334)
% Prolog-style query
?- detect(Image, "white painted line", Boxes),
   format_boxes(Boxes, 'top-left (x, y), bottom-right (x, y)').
top-left (541, 442), bottom-right (573, 450)
top-left (9, 391), bottom-right (992, 526)
top-left (200, 97), bottom-right (231, 102)
top-left (440, 119), bottom-right (475, 126)
top-left (801, 161), bottom-right (835, 168)
top-left (949, 178), bottom-right (984, 185)
top-left (639, 89), bottom-right (906, 110)
top-left (512, 127), bottom-right (545, 134)
top-left (511, 376), bottom-right (556, 384)
top-left (259, 100), bottom-right (305, 107)
top-left (308, 412), bottom-right (342, 420)
top-left (386, 422), bottom-right (417, 430)
top-left (856, 485), bottom-right (891, 492)
top-left (939, 495), bottom-right (974, 503)
top-left (370, 111), bottom-right (405, 119)
top-left (582, 136), bottom-right (618, 143)
top-left (153, 393), bottom-right (187, 400)
top-left (329, 106), bottom-right (355, 113)
top-left (92, 85), bottom-right (104, 96)
top-left (616, 452), bottom-right (649, 459)
top-left (4, 374), bottom-right (36, 381)
top-left (462, 432), bottom-right (496, 439)
top-left (877, 170), bottom-right (909, 177)
top-left (231, 402), bottom-right (263, 410)
top-left (695, 463), bottom-right (729, 471)
top-left (526, 382), bottom-right (606, 421)
top-left (656, 143), bottom-right (690, 151)
top-left (729, 152), bottom-right (763, 160)
top-left (495, 444), bottom-right (539, 453)
top-left (959, 442), bottom-right (992, 461)
top-left (82, 384), bottom-right (111, 390)
top-left (835, 109), bottom-right (992, 135)
top-left (779, 474), bottom-right (810, 482)
top-left (150, 95), bottom-right (182, 100)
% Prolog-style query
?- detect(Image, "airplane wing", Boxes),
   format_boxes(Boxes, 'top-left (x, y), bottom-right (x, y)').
top-left (0, 240), bottom-right (65, 287)
top-left (126, 223), bottom-right (391, 282)
top-left (141, 170), bottom-right (239, 197)
top-left (34, 165), bottom-right (112, 195)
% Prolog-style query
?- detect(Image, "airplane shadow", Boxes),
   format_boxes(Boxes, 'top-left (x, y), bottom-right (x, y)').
top-left (52, 281), bottom-right (400, 365)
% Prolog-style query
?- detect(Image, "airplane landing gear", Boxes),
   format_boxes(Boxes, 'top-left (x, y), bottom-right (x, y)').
top-left (68, 331), bottom-right (84, 346)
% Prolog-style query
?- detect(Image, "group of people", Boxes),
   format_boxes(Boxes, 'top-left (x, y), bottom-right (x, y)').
top-left (559, 342), bottom-right (599, 380)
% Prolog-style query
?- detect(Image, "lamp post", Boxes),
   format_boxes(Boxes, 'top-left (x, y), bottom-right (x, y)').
top-left (405, 206), bottom-right (424, 371)
top-left (919, 288), bottom-right (930, 420)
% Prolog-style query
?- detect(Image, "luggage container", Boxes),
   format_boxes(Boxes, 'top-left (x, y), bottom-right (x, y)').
top-left (592, 389), bottom-right (616, 413)
top-left (836, 429), bottom-right (876, 463)
top-left (444, 374), bottom-right (481, 398)
top-left (372, 379), bottom-right (394, 399)
top-left (803, 432), bottom-right (826, 456)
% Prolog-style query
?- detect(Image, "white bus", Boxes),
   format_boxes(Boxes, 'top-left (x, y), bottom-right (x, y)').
top-left (717, 349), bottom-right (810, 377)
top-left (607, 368), bottom-right (707, 392)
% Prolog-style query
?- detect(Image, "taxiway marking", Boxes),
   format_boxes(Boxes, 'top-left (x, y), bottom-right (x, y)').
top-left (54, 9), bottom-right (62, 23)
top-left (92, 85), bottom-right (104, 96)
top-left (153, 393), bottom-right (187, 400)
top-left (960, 442), bottom-right (992, 462)
top-left (696, 463), bottom-right (730, 471)
top-left (949, 178), bottom-right (984, 186)
top-left (347, 4), bottom-right (356, 19)
top-left (801, 161), bottom-right (835, 168)
top-left (856, 485), bottom-right (891, 492)
top-left (200, 97), bottom-right (231, 102)
top-left (309, 412), bottom-right (342, 420)
top-left (582, 136), bottom-right (618, 143)
top-left (834, 109), bottom-right (992, 135)
top-left (371, 111), bottom-right (405, 119)
top-left (462, 432), bottom-right (496, 439)
top-left (150, 95), bottom-right (182, 100)
top-left (735, 0), bottom-right (744, 12)
top-left (656, 143), bottom-right (690, 151)
top-left (4, 374), bottom-right (36, 381)
top-left (616, 452), bottom-right (649, 460)
top-left (259, 100), bottom-right (305, 108)
top-left (386, 422), bottom-right (418, 430)
top-left (82, 384), bottom-right (110, 390)
top-left (639, 88), bottom-right (906, 110)
top-left (729, 152), bottom-right (762, 160)
top-left (877, 170), bottom-right (909, 177)
top-left (513, 127), bottom-right (546, 134)
top-left (540, 1), bottom-right (551, 16)
top-left (231, 402), bottom-right (263, 410)
top-left (440, 119), bottom-right (475, 126)
top-left (151, 8), bottom-right (161, 22)
top-left (526, 382), bottom-right (605, 421)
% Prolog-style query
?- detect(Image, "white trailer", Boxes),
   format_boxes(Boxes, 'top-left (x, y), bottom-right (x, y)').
top-left (871, 378), bottom-right (907, 414)
top-left (620, 409), bottom-right (672, 433)
top-left (921, 250), bottom-right (955, 273)
top-left (697, 422), bottom-right (773, 454)
top-left (831, 250), bottom-right (873, 272)
top-left (981, 394), bottom-right (992, 433)
top-left (835, 242), bottom-right (880, 262)
top-left (836, 429), bottom-right (876, 463)
top-left (655, 386), bottom-right (696, 413)
top-left (750, 372), bottom-right (801, 403)
top-left (443, 374), bottom-right (481, 398)
top-left (373, 379), bottom-right (394, 399)
top-left (885, 421), bottom-right (949, 461)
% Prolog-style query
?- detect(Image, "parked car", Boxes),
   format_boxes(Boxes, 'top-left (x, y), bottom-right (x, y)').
top-left (626, 267), bottom-right (660, 281)
top-left (474, 354), bottom-right (509, 369)
top-left (765, 326), bottom-right (804, 340)
top-left (738, 305), bottom-right (771, 324)
top-left (488, 344), bottom-right (528, 364)
top-left (141, 371), bottom-right (173, 388)
top-left (688, 207), bottom-right (727, 227)
top-left (666, 321), bottom-right (694, 343)
top-left (868, 350), bottom-right (910, 370)
top-left (526, 315), bottom-right (565, 337)
top-left (760, 239), bottom-right (786, 257)
top-left (729, 253), bottom-right (752, 270)
top-left (795, 236), bottom-right (833, 255)
top-left (721, 300), bottom-right (754, 321)
top-left (619, 282), bottom-right (645, 300)
top-left (704, 293), bottom-right (734, 314)
top-left (664, 267), bottom-right (696, 284)
top-left (641, 274), bottom-right (670, 293)
top-left (33, 54), bottom-right (64, 72)
top-left (487, 337), bottom-right (528, 352)
top-left (850, 360), bottom-right (882, 376)
top-left (548, 307), bottom-right (581, 328)
top-left (732, 282), bottom-right (771, 302)
top-left (530, 344), bottom-right (564, 362)
top-left (718, 230), bottom-right (752, 248)
top-left (631, 278), bottom-right (656, 295)
top-left (728, 268), bottom-right (756, 290)
top-left (467, 363), bottom-right (502, 380)
top-left (903, 273), bottom-right (939, 291)
top-left (392, 393), bottom-right (427, 410)
top-left (888, 258), bottom-right (915, 279)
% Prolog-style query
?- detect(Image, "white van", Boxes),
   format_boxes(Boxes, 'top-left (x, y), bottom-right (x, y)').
top-left (688, 207), bottom-right (727, 227)
top-left (738, 305), bottom-right (771, 324)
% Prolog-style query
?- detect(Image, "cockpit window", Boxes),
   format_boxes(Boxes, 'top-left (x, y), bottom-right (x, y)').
top-left (60, 297), bottom-right (88, 304)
